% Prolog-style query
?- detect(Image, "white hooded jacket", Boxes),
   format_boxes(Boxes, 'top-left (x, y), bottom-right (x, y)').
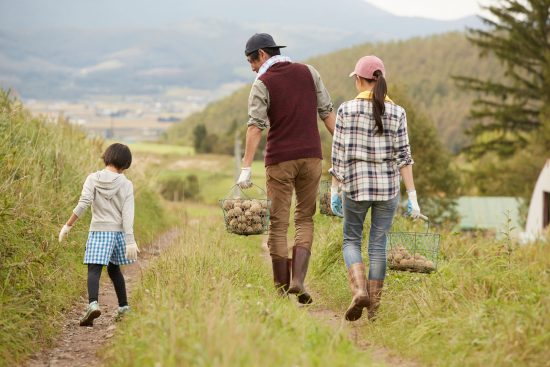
top-left (73, 169), bottom-right (135, 244)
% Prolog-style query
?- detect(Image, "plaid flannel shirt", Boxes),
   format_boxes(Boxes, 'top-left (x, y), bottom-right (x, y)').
top-left (330, 96), bottom-right (414, 201)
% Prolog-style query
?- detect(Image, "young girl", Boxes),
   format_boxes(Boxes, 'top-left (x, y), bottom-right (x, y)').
top-left (330, 56), bottom-right (421, 321)
top-left (59, 143), bottom-right (139, 326)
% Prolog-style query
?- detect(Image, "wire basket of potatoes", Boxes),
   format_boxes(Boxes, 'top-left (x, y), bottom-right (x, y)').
top-left (319, 180), bottom-right (342, 216)
top-left (387, 218), bottom-right (440, 273)
top-left (219, 184), bottom-right (271, 236)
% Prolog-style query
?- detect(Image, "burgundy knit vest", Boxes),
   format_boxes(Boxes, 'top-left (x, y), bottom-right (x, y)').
top-left (259, 62), bottom-right (322, 166)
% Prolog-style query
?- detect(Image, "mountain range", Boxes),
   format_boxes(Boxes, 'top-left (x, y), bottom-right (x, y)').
top-left (165, 32), bottom-right (503, 152)
top-left (0, 0), bottom-right (482, 100)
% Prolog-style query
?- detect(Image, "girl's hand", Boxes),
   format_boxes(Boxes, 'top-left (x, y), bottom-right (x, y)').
top-left (58, 224), bottom-right (72, 242)
top-left (125, 242), bottom-right (140, 261)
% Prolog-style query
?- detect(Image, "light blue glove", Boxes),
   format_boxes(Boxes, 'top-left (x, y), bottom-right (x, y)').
top-left (330, 186), bottom-right (344, 217)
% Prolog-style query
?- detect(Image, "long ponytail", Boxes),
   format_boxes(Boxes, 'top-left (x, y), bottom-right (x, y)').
top-left (371, 69), bottom-right (387, 135)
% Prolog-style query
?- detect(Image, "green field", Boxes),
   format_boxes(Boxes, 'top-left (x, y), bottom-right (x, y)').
top-left (99, 148), bottom-right (550, 367)
top-left (128, 142), bottom-right (195, 156)
top-left (4, 91), bottom-right (549, 366)
top-left (102, 203), bottom-right (378, 367)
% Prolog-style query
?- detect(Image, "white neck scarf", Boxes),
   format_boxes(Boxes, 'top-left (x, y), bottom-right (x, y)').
top-left (256, 55), bottom-right (292, 79)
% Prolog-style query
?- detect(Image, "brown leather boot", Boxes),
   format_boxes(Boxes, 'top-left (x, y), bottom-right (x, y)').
top-left (367, 279), bottom-right (384, 320)
top-left (344, 263), bottom-right (370, 321)
top-left (288, 246), bottom-right (313, 304)
top-left (272, 258), bottom-right (290, 295)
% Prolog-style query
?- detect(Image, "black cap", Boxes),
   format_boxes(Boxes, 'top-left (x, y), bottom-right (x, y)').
top-left (244, 33), bottom-right (286, 56)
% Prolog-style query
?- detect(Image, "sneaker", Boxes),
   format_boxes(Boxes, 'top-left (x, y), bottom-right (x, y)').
top-left (115, 305), bottom-right (130, 322)
top-left (79, 301), bottom-right (101, 326)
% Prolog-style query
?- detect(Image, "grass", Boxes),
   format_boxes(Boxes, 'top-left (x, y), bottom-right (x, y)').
top-left (0, 91), bottom-right (174, 366)
top-left (103, 203), bottom-right (378, 367)
top-left (310, 213), bottom-right (550, 366)
top-left (127, 142), bottom-right (195, 156)
top-left (4, 94), bottom-right (548, 367)
top-left (136, 152), bottom-right (267, 206)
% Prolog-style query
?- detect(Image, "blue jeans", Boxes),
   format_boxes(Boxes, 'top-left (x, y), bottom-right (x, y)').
top-left (342, 194), bottom-right (399, 280)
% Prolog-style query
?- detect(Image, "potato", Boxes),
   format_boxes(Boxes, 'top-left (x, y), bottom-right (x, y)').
top-left (425, 260), bottom-right (434, 269)
top-left (250, 203), bottom-right (262, 213)
top-left (400, 259), bottom-right (414, 267)
top-left (394, 253), bottom-right (404, 263)
top-left (222, 200), bottom-right (234, 211)
top-left (252, 215), bottom-right (262, 224)
top-left (320, 192), bottom-right (333, 215)
top-left (242, 200), bottom-right (252, 210)
top-left (244, 210), bottom-right (252, 217)
top-left (233, 207), bottom-right (243, 215)
top-left (414, 259), bottom-right (425, 267)
top-left (238, 215), bottom-right (246, 223)
top-left (233, 201), bottom-right (242, 209)
top-left (253, 223), bottom-right (264, 232)
top-left (413, 253), bottom-right (427, 261)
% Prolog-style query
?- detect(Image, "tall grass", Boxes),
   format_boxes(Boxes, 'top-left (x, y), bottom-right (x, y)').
top-left (127, 142), bottom-right (195, 156)
top-left (310, 214), bottom-right (550, 366)
top-left (140, 153), bottom-right (267, 206)
top-left (0, 91), bottom-right (172, 365)
top-left (104, 203), bottom-right (378, 367)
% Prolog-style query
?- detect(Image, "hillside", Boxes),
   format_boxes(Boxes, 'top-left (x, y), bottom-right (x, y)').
top-left (0, 0), bottom-right (481, 100)
top-left (166, 32), bottom-right (502, 152)
top-left (0, 91), bottom-right (173, 364)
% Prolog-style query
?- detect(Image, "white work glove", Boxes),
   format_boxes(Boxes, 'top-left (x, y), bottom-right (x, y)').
top-left (237, 167), bottom-right (252, 189)
top-left (58, 224), bottom-right (72, 242)
top-left (407, 190), bottom-right (421, 219)
top-left (125, 242), bottom-right (140, 261)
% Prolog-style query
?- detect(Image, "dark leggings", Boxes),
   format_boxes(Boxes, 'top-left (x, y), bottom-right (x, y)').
top-left (87, 263), bottom-right (128, 307)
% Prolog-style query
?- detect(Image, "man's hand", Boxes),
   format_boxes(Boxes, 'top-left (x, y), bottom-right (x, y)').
top-left (407, 190), bottom-right (421, 219)
top-left (237, 167), bottom-right (252, 189)
top-left (125, 242), bottom-right (140, 261)
top-left (330, 186), bottom-right (344, 217)
top-left (58, 224), bottom-right (72, 242)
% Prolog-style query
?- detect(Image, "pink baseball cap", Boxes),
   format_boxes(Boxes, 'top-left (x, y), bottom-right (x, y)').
top-left (349, 55), bottom-right (385, 79)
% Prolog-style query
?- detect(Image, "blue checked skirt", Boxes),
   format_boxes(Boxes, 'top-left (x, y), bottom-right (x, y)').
top-left (84, 231), bottom-right (135, 265)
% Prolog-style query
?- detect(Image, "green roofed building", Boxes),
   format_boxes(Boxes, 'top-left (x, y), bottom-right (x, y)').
top-left (455, 197), bottom-right (524, 237)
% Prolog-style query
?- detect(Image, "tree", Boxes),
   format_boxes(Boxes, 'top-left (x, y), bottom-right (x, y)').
top-left (193, 123), bottom-right (207, 153)
top-left (455, 0), bottom-right (550, 158)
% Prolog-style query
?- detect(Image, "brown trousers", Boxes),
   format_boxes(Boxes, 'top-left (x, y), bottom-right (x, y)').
top-left (266, 158), bottom-right (322, 260)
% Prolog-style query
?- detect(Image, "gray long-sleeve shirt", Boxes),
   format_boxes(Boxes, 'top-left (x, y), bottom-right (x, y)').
top-left (73, 169), bottom-right (135, 244)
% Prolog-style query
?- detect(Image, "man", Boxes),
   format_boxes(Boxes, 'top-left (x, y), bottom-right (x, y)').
top-left (237, 33), bottom-right (335, 304)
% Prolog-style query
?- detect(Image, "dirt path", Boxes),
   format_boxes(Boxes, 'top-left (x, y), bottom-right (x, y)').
top-left (26, 229), bottom-right (183, 367)
top-left (306, 292), bottom-right (420, 367)
top-left (261, 240), bottom-right (419, 367)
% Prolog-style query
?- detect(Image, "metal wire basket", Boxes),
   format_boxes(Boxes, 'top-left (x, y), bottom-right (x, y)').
top-left (387, 217), bottom-right (440, 273)
top-left (319, 179), bottom-right (341, 216)
top-left (219, 184), bottom-right (271, 236)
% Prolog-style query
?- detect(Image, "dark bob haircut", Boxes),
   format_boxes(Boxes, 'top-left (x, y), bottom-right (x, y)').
top-left (102, 143), bottom-right (132, 170)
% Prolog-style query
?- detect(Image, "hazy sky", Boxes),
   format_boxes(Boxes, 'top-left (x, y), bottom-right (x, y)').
top-left (365, 0), bottom-right (496, 20)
